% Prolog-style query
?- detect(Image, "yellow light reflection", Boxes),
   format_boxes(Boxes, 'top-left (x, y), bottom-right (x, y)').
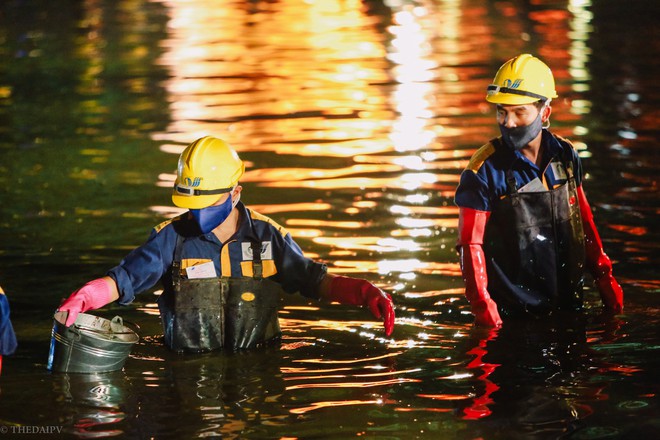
top-left (314, 237), bottom-right (417, 254)
top-left (154, 0), bottom-right (391, 148)
top-left (286, 377), bottom-right (419, 392)
top-left (404, 288), bottom-right (464, 299)
top-left (438, 373), bottom-right (473, 380)
top-left (568, 0), bottom-right (593, 91)
top-left (148, 0), bottom-right (470, 320)
top-left (567, 0), bottom-right (594, 150)
top-left (391, 228), bottom-right (434, 238)
top-left (285, 367), bottom-right (421, 382)
top-left (287, 219), bottom-right (367, 230)
top-left (149, 205), bottom-right (186, 219)
top-left (391, 205), bottom-right (458, 216)
top-left (257, 176), bottom-right (456, 195)
top-left (283, 306), bottom-right (320, 312)
top-left (282, 365), bottom-right (380, 374)
top-left (279, 317), bottom-right (393, 340)
top-left (289, 398), bottom-right (396, 415)
top-left (396, 218), bottom-right (438, 229)
top-left (329, 259), bottom-right (460, 277)
top-left (247, 202), bottom-right (332, 215)
top-left (417, 393), bottom-right (470, 401)
top-left (244, 164), bottom-right (399, 184)
top-left (395, 407), bottom-right (454, 413)
top-left (387, 7), bottom-right (437, 153)
top-left (291, 351), bottom-right (401, 365)
top-left (377, 238), bottom-right (421, 252)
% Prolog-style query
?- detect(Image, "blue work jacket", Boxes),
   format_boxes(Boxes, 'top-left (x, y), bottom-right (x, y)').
top-left (108, 202), bottom-right (327, 305)
top-left (455, 129), bottom-right (584, 211)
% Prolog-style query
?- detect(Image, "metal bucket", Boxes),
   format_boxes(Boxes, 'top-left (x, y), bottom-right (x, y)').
top-left (47, 312), bottom-right (139, 373)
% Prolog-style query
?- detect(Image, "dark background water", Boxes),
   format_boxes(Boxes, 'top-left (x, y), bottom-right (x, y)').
top-left (0, 0), bottom-right (658, 438)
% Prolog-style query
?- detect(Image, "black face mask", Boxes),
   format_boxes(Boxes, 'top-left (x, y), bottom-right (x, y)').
top-left (499, 110), bottom-right (544, 151)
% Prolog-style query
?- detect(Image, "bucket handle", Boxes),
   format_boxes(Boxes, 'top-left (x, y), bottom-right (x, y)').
top-left (72, 316), bottom-right (140, 336)
top-left (67, 325), bottom-right (83, 341)
top-left (112, 316), bottom-right (141, 334)
top-left (72, 326), bottom-right (135, 337)
top-left (110, 316), bottom-right (125, 333)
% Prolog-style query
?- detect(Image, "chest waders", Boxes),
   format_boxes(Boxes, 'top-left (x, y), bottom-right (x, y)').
top-left (158, 238), bottom-right (282, 352)
top-left (484, 159), bottom-right (586, 316)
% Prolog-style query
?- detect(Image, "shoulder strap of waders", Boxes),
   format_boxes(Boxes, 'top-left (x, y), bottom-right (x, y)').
top-left (172, 234), bottom-right (184, 278)
top-left (564, 158), bottom-right (578, 193)
top-left (549, 133), bottom-right (577, 184)
top-left (245, 209), bottom-right (264, 280)
top-left (492, 137), bottom-right (519, 195)
top-left (549, 140), bottom-right (576, 188)
top-left (505, 169), bottom-right (518, 195)
top-left (564, 159), bottom-right (574, 180)
top-left (250, 241), bottom-right (263, 280)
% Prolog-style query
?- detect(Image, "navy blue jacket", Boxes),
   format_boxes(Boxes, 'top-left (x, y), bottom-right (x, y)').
top-left (108, 202), bottom-right (327, 305)
top-left (455, 129), bottom-right (583, 211)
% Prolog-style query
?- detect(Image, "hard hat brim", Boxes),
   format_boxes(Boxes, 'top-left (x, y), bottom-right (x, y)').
top-left (172, 193), bottom-right (223, 210)
top-left (486, 93), bottom-right (541, 105)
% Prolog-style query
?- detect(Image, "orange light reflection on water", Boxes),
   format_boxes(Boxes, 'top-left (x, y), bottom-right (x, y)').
top-left (247, 203), bottom-right (332, 215)
top-left (330, 259), bottom-right (460, 277)
top-left (388, 7), bottom-right (438, 153)
top-left (286, 377), bottom-right (419, 391)
top-left (279, 317), bottom-right (396, 342)
top-left (243, 164), bottom-right (402, 183)
top-left (291, 351), bottom-right (402, 365)
top-left (283, 367), bottom-right (420, 381)
top-left (153, 0), bottom-right (393, 142)
top-left (148, 0), bottom-right (475, 312)
top-left (289, 398), bottom-right (395, 415)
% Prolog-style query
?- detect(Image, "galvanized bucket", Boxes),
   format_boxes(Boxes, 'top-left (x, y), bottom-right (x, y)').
top-left (47, 312), bottom-right (139, 373)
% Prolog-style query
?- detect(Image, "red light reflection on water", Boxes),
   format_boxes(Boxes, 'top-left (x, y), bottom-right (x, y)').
top-left (459, 329), bottom-right (501, 420)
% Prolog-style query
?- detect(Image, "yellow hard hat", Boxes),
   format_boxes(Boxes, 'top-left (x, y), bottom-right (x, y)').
top-left (172, 136), bottom-right (245, 209)
top-left (486, 54), bottom-right (558, 105)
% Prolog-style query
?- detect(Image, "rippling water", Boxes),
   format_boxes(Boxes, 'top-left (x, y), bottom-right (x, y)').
top-left (0, 0), bottom-right (658, 438)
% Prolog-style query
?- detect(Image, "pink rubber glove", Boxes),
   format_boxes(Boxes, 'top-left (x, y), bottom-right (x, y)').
top-left (58, 278), bottom-right (113, 326)
top-left (328, 276), bottom-right (395, 336)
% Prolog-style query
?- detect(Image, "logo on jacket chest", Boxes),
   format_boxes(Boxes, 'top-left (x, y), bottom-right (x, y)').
top-left (549, 162), bottom-right (568, 181)
top-left (241, 241), bottom-right (273, 261)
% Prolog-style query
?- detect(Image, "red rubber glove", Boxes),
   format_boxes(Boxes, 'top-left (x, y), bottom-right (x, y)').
top-left (458, 207), bottom-right (502, 328)
top-left (328, 276), bottom-right (395, 336)
top-left (577, 186), bottom-right (623, 313)
top-left (58, 278), bottom-right (114, 326)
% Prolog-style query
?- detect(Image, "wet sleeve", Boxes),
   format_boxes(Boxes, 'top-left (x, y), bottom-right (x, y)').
top-left (0, 292), bottom-right (18, 356)
top-left (106, 228), bottom-right (174, 305)
top-left (272, 232), bottom-right (327, 300)
top-left (454, 169), bottom-right (492, 212)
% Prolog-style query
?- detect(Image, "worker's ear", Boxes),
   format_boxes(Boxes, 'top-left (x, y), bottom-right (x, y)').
top-left (232, 185), bottom-right (243, 200)
top-left (541, 104), bottom-right (552, 123)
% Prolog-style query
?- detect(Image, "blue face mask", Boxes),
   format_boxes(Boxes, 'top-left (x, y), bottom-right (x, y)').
top-left (190, 193), bottom-right (237, 234)
top-left (499, 109), bottom-right (544, 151)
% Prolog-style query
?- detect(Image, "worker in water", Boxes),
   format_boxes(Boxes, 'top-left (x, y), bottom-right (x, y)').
top-left (454, 54), bottom-right (623, 327)
top-left (0, 284), bottom-right (18, 374)
top-left (58, 136), bottom-right (395, 351)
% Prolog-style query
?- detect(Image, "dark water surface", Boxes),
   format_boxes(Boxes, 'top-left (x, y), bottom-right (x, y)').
top-left (0, 0), bottom-right (658, 439)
